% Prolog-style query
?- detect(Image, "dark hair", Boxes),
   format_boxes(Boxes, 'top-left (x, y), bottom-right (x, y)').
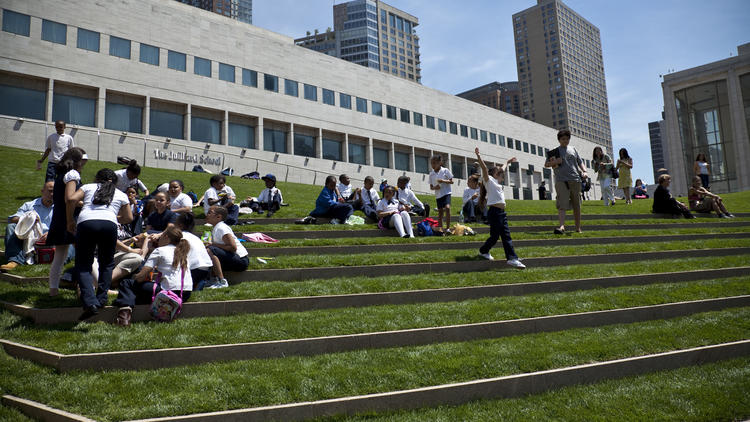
top-left (170, 179), bottom-right (184, 190)
top-left (468, 174), bottom-right (480, 184)
top-left (364, 176), bottom-right (374, 184)
top-left (325, 175), bottom-right (336, 186)
top-left (430, 155), bottom-right (443, 163)
top-left (210, 205), bottom-right (228, 221)
top-left (478, 167), bottom-right (501, 206)
top-left (557, 129), bottom-right (571, 140)
top-left (55, 147), bottom-right (86, 173)
top-left (619, 148), bottom-right (630, 159)
top-left (125, 160), bottom-right (141, 176)
top-left (635, 178), bottom-right (643, 186)
top-left (175, 212), bottom-right (195, 232)
top-left (209, 175), bottom-right (225, 186)
top-left (162, 226), bottom-right (190, 270)
top-left (592, 146), bottom-right (603, 160)
top-left (339, 174), bottom-right (349, 183)
top-left (92, 168), bottom-right (118, 206)
top-left (695, 153), bottom-right (706, 162)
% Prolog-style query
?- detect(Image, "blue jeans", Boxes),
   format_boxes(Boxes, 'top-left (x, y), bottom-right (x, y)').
top-left (4, 224), bottom-right (25, 264)
top-left (479, 207), bottom-right (517, 260)
top-left (76, 220), bottom-right (118, 309)
top-left (207, 245), bottom-right (249, 272)
top-left (311, 203), bottom-right (354, 222)
top-left (45, 161), bottom-right (57, 182)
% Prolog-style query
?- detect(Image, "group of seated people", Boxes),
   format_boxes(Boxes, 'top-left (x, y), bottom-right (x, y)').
top-left (652, 173), bottom-right (735, 218)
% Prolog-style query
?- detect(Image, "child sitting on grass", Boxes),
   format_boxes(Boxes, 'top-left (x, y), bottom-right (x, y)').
top-left (242, 174), bottom-right (283, 218)
top-left (168, 179), bottom-right (194, 214)
top-left (462, 174), bottom-right (486, 223)
top-left (308, 175), bottom-right (354, 224)
top-left (204, 205), bottom-right (248, 288)
top-left (354, 176), bottom-right (379, 221)
top-left (396, 175), bottom-right (429, 217)
top-left (145, 191), bottom-right (177, 233)
top-left (202, 174), bottom-right (239, 225)
top-left (376, 186), bottom-right (415, 238)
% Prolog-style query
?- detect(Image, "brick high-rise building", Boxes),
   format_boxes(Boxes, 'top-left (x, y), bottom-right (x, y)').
top-left (178, 0), bottom-right (252, 24)
top-left (513, 0), bottom-right (612, 151)
top-left (456, 81), bottom-right (522, 117)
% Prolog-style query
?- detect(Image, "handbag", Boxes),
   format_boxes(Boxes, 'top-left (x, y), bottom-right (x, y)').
top-left (150, 269), bottom-right (185, 322)
top-left (610, 165), bottom-right (619, 179)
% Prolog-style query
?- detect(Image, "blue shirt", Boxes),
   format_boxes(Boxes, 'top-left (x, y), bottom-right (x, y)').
top-left (311, 187), bottom-right (338, 216)
top-left (10, 198), bottom-right (54, 231)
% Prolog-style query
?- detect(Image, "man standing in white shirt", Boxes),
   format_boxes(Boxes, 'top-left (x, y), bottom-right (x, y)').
top-left (37, 120), bottom-right (75, 182)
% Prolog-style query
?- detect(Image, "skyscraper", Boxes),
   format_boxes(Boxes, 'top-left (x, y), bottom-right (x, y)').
top-left (648, 120), bottom-right (668, 183)
top-left (513, 0), bottom-right (612, 151)
top-left (177, 0), bottom-right (252, 25)
top-left (295, 0), bottom-right (421, 83)
top-left (456, 81), bottom-right (522, 117)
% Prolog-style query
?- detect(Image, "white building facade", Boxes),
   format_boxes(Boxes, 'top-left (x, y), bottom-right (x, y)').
top-left (0, 0), bottom-right (600, 199)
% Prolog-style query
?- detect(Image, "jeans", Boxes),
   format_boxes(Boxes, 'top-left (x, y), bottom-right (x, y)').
top-left (311, 203), bottom-right (354, 222)
top-left (600, 177), bottom-right (615, 206)
top-left (479, 207), bottom-right (517, 260)
top-left (207, 245), bottom-right (249, 272)
top-left (76, 219), bottom-right (118, 309)
top-left (462, 202), bottom-right (486, 222)
top-left (4, 224), bottom-right (25, 264)
top-left (45, 161), bottom-right (57, 182)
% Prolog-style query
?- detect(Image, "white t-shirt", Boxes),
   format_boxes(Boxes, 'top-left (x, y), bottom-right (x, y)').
top-left (212, 221), bottom-right (248, 258)
top-left (203, 186), bottom-right (236, 215)
top-left (145, 244), bottom-right (193, 291)
top-left (396, 187), bottom-right (423, 208)
top-left (485, 177), bottom-right (506, 207)
top-left (63, 169), bottom-right (81, 184)
top-left (462, 187), bottom-right (480, 205)
top-left (77, 183), bottom-right (130, 225)
top-left (360, 187), bottom-right (380, 207)
top-left (257, 187), bottom-right (283, 204)
top-left (182, 231), bottom-right (212, 270)
top-left (169, 193), bottom-right (193, 211)
top-left (114, 169), bottom-right (148, 193)
top-left (337, 182), bottom-right (353, 199)
top-left (376, 198), bottom-right (400, 214)
top-left (429, 167), bottom-right (453, 198)
top-left (45, 133), bottom-right (75, 163)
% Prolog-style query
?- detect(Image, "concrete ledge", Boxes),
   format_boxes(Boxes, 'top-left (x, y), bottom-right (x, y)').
top-left (2, 395), bottom-right (96, 422)
top-left (5, 267), bottom-right (748, 325)
top-left (122, 340), bottom-right (750, 421)
top-left (231, 247), bottom-right (750, 282)
top-left (3, 295), bottom-right (747, 372)
top-left (245, 232), bottom-right (750, 257)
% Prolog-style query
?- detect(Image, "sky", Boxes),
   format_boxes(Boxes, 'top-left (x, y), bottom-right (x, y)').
top-left (253, 0), bottom-right (749, 184)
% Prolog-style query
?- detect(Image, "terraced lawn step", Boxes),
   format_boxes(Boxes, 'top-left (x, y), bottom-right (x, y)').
top-left (5, 267), bottom-right (745, 325)
top-left (2, 296), bottom-right (747, 372)
top-left (196, 212), bottom-right (750, 225)
top-left (231, 247), bottom-right (750, 283)
top-left (245, 232), bottom-right (750, 257)
top-left (240, 221), bottom-right (750, 239)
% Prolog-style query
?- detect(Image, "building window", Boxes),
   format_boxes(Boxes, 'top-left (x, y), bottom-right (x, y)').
top-left (77, 28), bottom-right (100, 52)
top-left (228, 123), bottom-right (255, 149)
top-left (168, 50), bottom-right (186, 71)
top-left (219, 63), bottom-right (235, 82)
top-left (438, 119), bottom-right (447, 132)
top-left (2, 10), bottom-right (30, 36)
top-left (538, 146), bottom-right (545, 157)
top-left (0, 84), bottom-right (46, 120)
top-left (531, 144), bottom-right (537, 154)
top-left (470, 127), bottom-right (478, 140)
top-left (386, 105), bottom-right (397, 119)
top-left (490, 133), bottom-right (497, 144)
top-left (263, 128), bottom-right (287, 153)
top-left (42, 20), bottom-right (66, 45)
top-left (451, 161), bottom-right (464, 179)
top-left (139, 43), bottom-right (158, 65)
top-left (194, 57), bottom-right (211, 77)
top-left (449, 122), bottom-right (458, 135)
top-left (508, 137), bottom-right (515, 149)
top-left (322, 138), bottom-right (342, 161)
top-left (304, 84), bottom-right (317, 101)
top-left (340, 93), bottom-right (352, 109)
top-left (400, 108), bottom-right (410, 123)
top-left (480, 130), bottom-right (488, 142)
top-left (356, 97), bottom-right (367, 113)
top-left (373, 147), bottom-right (390, 168)
top-left (413, 112), bottom-right (423, 126)
top-left (323, 88), bottom-right (335, 105)
top-left (372, 101), bottom-right (383, 116)
top-left (348, 143), bottom-right (366, 164)
top-left (516, 139), bottom-right (522, 151)
top-left (460, 125), bottom-right (468, 137)
top-left (191, 116), bottom-right (221, 144)
top-left (264, 74), bottom-right (279, 92)
top-left (242, 68), bottom-right (257, 87)
top-left (498, 135), bottom-right (506, 147)
top-left (426, 115), bottom-right (435, 129)
top-left (523, 142), bottom-right (529, 153)
top-left (294, 133), bottom-right (315, 157)
top-left (105, 102), bottom-right (142, 133)
top-left (394, 151), bottom-right (410, 171)
top-left (149, 109), bottom-right (184, 139)
top-left (109, 36), bottom-right (130, 59)
top-left (415, 154), bottom-right (429, 174)
top-left (52, 93), bottom-right (95, 127)
top-left (284, 79), bottom-right (298, 96)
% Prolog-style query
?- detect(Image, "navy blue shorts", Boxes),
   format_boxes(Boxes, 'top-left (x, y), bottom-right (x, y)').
top-left (436, 194), bottom-right (451, 209)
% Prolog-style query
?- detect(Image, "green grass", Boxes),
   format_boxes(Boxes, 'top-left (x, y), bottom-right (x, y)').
top-left (0, 308), bottom-right (747, 421)
top-left (1, 277), bottom-right (747, 353)
top-left (325, 356), bottom-right (750, 422)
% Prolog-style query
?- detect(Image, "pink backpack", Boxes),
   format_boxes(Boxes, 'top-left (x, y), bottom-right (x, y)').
top-left (150, 269), bottom-right (185, 322)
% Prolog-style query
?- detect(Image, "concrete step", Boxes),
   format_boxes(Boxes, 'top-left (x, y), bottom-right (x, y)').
top-left (4, 267), bottom-right (745, 325)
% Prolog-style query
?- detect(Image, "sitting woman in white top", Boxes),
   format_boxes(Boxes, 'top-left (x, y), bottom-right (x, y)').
top-left (68, 168), bottom-right (133, 320)
top-left (376, 186), bottom-right (415, 238)
top-left (474, 148), bottom-right (525, 269)
top-left (168, 179), bottom-right (194, 214)
top-left (115, 160), bottom-right (149, 196)
top-left (113, 225), bottom-right (192, 326)
top-left (204, 205), bottom-right (249, 288)
top-left (174, 213), bottom-right (214, 289)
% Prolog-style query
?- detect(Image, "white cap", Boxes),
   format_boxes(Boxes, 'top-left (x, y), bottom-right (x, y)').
top-left (81, 153), bottom-right (89, 160)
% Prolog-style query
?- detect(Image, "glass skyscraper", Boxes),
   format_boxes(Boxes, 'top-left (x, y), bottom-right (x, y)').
top-left (177, 0), bottom-right (252, 25)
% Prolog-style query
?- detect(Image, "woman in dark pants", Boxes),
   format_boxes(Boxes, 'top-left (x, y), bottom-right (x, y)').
top-left (68, 168), bottom-right (132, 320)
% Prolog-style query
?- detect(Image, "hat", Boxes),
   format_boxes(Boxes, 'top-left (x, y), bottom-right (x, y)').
top-left (397, 175), bottom-right (410, 184)
top-left (261, 174), bottom-right (276, 183)
top-left (381, 178), bottom-right (387, 183)
top-left (81, 153), bottom-right (89, 160)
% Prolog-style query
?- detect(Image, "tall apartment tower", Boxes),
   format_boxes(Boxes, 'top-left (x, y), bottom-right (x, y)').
top-left (456, 81), bottom-right (522, 117)
top-left (296, 0), bottom-right (421, 83)
top-left (177, 0), bottom-right (252, 24)
top-left (512, 0), bottom-right (612, 151)
top-left (648, 120), bottom-right (669, 182)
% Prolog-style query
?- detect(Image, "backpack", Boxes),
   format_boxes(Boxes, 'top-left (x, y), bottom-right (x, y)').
top-left (416, 220), bottom-right (434, 236)
top-left (186, 191), bottom-right (199, 204)
top-left (150, 270), bottom-right (185, 322)
top-left (221, 167), bottom-right (235, 176)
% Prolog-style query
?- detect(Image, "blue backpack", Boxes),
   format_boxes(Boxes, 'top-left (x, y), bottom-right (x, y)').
top-left (416, 220), bottom-right (433, 236)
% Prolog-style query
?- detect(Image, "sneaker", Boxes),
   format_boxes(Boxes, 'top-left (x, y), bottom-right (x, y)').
top-left (479, 252), bottom-right (494, 261)
top-left (507, 258), bottom-right (526, 269)
top-left (424, 203), bottom-right (430, 218)
top-left (206, 278), bottom-right (229, 289)
top-left (266, 210), bottom-right (275, 218)
top-left (726, 213), bottom-right (735, 218)
top-left (115, 306), bottom-right (132, 327)
top-left (330, 218), bottom-right (341, 225)
top-left (0, 261), bottom-right (19, 272)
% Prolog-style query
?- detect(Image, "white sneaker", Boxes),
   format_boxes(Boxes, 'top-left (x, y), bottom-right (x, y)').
top-left (206, 278), bottom-right (229, 289)
top-left (479, 252), bottom-right (494, 261)
top-left (330, 218), bottom-right (341, 225)
top-left (507, 258), bottom-right (526, 269)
